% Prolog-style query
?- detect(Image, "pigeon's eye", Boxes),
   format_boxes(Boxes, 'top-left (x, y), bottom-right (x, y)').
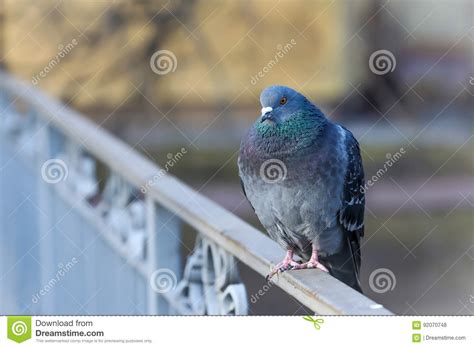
top-left (279, 97), bottom-right (287, 105)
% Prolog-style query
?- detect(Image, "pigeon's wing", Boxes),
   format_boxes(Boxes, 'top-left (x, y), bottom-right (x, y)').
top-left (239, 169), bottom-right (255, 212)
top-left (316, 127), bottom-right (365, 293)
top-left (339, 129), bottom-right (365, 237)
top-left (337, 128), bottom-right (365, 287)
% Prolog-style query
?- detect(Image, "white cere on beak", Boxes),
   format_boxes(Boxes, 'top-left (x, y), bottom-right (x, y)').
top-left (261, 106), bottom-right (273, 116)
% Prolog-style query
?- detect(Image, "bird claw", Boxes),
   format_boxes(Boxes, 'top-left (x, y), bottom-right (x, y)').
top-left (266, 259), bottom-right (302, 280)
top-left (266, 259), bottom-right (329, 280)
top-left (290, 260), bottom-right (329, 272)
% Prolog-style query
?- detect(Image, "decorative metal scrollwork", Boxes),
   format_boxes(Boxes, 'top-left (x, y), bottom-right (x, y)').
top-left (99, 172), bottom-right (147, 261)
top-left (172, 235), bottom-right (248, 315)
top-left (54, 142), bottom-right (99, 201)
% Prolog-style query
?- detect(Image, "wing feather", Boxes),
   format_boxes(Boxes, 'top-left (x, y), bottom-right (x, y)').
top-left (338, 127), bottom-right (365, 277)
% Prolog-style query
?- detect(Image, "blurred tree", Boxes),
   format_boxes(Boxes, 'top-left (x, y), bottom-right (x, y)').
top-left (84, 0), bottom-right (199, 132)
top-left (0, 0), bottom-right (5, 69)
top-left (343, 0), bottom-right (413, 119)
top-left (363, 0), bottom-right (409, 117)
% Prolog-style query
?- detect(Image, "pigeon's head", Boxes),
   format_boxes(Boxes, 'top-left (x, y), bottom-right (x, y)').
top-left (259, 85), bottom-right (315, 126)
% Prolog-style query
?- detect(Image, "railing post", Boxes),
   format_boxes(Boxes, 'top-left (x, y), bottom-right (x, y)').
top-left (146, 197), bottom-right (182, 314)
top-left (37, 124), bottom-right (64, 313)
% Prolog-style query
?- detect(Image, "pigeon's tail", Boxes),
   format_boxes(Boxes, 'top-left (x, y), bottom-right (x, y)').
top-left (319, 235), bottom-right (363, 293)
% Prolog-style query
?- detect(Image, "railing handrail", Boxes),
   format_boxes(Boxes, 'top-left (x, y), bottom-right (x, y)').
top-left (0, 71), bottom-right (392, 315)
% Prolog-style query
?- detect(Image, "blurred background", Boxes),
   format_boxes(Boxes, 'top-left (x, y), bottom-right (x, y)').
top-left (0, 0), bottom-right (472, 314)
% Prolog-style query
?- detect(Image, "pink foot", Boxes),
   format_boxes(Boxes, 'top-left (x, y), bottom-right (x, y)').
top-left (293, 248), bottom-right (329, 272)
top-left (290, 259), bottom-right (329, 272)
top-left (266, 248), bottom-right (329, 280)
top-left (266, 250), bottom-right (301, 280)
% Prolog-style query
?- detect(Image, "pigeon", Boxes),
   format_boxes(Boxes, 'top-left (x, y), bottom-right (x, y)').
top-left (238, 85), bottom-right (364, 292)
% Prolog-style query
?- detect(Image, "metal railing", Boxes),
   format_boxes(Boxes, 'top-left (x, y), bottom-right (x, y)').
top-left (0, 71), bottom-right (392, 315)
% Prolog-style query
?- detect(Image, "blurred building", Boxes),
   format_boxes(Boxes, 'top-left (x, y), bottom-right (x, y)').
top-left (1, 0), bottom-right (471, 115)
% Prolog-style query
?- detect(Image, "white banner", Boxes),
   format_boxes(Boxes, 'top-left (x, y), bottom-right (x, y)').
top-left (0, 316), bottom-right (472, 347)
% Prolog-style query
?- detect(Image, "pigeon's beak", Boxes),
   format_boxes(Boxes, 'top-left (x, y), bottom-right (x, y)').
top-left (260, 107), bottom-right (274, 123)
